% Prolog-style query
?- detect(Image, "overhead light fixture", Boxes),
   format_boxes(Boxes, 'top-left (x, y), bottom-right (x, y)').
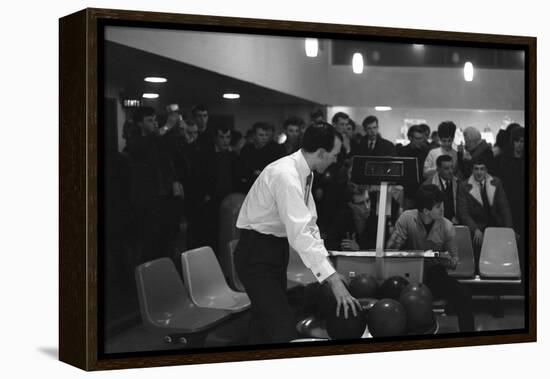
top-left (413, 44), bottom-right (425, 51)
top-left (305, 38), bottom-right (319, 57)
top-left (451, 52), bottom-right (460, 63)
top-left (352, 52), bottom-right (364, 74)
top-left (142, 93), bottom-right (159, 99)
top-left (223, 93), bottom-right (240, 100)
top-left (375, 106), bottom-right (392, 111)
top-left (144, 77), bottom-right (167, 83)
top-left (464, 62), bottom-right (474, 82)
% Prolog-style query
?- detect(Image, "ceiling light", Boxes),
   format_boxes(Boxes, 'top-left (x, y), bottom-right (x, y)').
top-left (144, 77), bottom-right (167, 83)
top-left (352, 53), bottom-right (364, 74)
top-left (413, 44), bottom-right (425, 51)
top-left (142, 93), bottom-right (159, 99)
top-left (464, 62), bottom-right (474, 82)
top-left (223, 93), bottom-right (240, 100)
top-left (305, 38), bottom-right (319, 57)
top-left (375, 106), bottom-right (392, 111)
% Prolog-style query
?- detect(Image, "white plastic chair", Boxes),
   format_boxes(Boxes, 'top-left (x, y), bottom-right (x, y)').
top-left (479, 227), bottom-right (521, 278)
top-left (134, 258), bottom-right (231, 338)
top-left (180, 246), bottom-right (251, 312)
top-left (449, 225), bottom-right (476, 278)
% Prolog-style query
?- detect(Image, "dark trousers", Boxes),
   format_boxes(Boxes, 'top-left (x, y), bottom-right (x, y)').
top-left (425, 265), bottom-right (475, 332)
top-left (234, 229), bottom-right (297, 344)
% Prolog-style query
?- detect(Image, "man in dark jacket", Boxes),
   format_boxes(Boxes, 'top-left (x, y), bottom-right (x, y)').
top-left (398, 124), bottom-right (430, 208)
top-left (457, 155), bottom-right (513, 271)
top-left (458, 126), bottom-right (494, 179)
top-left (124, 106), bottom-right (184, 263)
top-left (358, 115), bottom-right (396, 157)
top-left (238, 122), bottom-right (285, 193)
top-left (325, 183), bottom-right (378, 251)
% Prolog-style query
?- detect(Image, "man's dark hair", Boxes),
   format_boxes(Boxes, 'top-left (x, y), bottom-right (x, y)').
top-left (191, 104), bottom-right (208, 116)
top-left (436, 154), bottom-right (453, 168)
top-left (302, 122), bottom-right (342, 153)
top-left (438, 121), bottom-right (457, 139)
top-left (418, 123), bottom-right (431, 135)
top-left (284, 116), bottom-right (305, 129)
top-left (133, 106), bottom-right (155, 124)
top-left (214, 124), bottom-right (232, 136)
top-left (494, 129), bottom-right (509, 148)
top-left (416, 184), bottom-right (445, 212)
top-left (310, 108), bottom-right (325, 121)
top-left (407, 124), bottom-right (424, 139)
top-left (252, 121), bottom-right (270, 134)
top-left (331, 112), bottom-right (350, 125)
top-left (362, 115), bottom-right (378, 128)
top-left (510, 127), bottom-right (524, 142)
top-left (506, 122), bottom-right (522, 134)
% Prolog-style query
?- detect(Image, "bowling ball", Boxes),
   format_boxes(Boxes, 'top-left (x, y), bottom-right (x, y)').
top-left (349, 274), bottom-right (379, 299)
top-left (318, 282), bottom-right (338, 318)
top-left (358, 297), bottom-right (378, 313)
top-left (379, 276), bottom-right (410, 300)
top-left (398, 291), bottom-right (435, 333)
top-left (368, 298), bottom-right (407, 337)
top-left (326, 306), bottom-right (367, 340)
top-left (400, 282), bottom-right (433, 304)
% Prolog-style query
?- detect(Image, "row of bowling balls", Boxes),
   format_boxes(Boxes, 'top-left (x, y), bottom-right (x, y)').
top-left (322, 275), bottom-right (435, 340)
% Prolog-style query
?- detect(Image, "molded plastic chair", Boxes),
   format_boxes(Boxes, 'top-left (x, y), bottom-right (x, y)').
top-left (181, 246), bottom-right (251, 312)
top-left (227, 239), bottom-right (245, 292)
top-left (479, 227), bottom-right (521, 278)
top-left (449, 225), bottom-right (476, 278)
top-left (287, 246), bottom-right (317, 287)
top-left (134, 258), bottom-right (231, 343)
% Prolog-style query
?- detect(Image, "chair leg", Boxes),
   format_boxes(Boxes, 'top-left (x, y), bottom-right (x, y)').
top-left (491, 295), bottom-right (505, 318)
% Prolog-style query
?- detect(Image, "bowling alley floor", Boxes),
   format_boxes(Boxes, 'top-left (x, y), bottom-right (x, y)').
top-left (104, 293), bottom-right (525, 354)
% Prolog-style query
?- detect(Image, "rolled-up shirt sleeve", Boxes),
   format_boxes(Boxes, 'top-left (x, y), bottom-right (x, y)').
top-left (272, 172), bottom-right (335, 283)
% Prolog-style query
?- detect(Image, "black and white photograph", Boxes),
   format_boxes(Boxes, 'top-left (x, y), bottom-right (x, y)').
top-left (98, 18), bottom-right (531, 358)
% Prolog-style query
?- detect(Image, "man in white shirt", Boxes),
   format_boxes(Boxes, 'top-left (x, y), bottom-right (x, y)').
top-left (235, 122), bottom-right (361, 344)
top-left (423, 121), bottom-right (458, 180)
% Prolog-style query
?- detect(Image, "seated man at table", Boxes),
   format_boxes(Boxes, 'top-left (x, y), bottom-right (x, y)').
top-left (386, 184), bottom-right (474, 332)
top-left (325, 182), bottom-right (378, 251)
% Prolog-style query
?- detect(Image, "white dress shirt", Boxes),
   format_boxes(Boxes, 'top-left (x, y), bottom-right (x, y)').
top-left (236, 150), bottom-right (336, 283)
top-left (423, 147), bottom-right (458, 179)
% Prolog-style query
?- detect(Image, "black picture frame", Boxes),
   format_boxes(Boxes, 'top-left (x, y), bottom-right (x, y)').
top-left (59, 7), bottom-right (536, 371)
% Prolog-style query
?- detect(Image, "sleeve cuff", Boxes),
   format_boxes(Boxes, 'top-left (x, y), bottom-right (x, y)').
top-left (311, 258), bottom-right (337, 283)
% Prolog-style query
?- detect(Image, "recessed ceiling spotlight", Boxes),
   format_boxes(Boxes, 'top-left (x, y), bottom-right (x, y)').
top-left (223, 93), bottom-right (240, 100)
top-left (305, 38), bottom-right (319, 57)
top-left (142, 93), bottom-right (159, 99)
top-left (352, 53), bottom-right (364, 74)
top-left (144, 77), bottom-right (167, 83)
top-left (464, 62), bottom-right (474, 82)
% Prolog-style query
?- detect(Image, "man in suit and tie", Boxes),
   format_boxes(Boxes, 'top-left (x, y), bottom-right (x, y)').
top-left (359, 115), bottom-right (396, 157)
top-left (457, 155), bottom-right (513, 271)
top-left (423, 155), bottom-right (459, 224)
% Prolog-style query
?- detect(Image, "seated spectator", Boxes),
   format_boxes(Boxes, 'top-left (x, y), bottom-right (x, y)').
top-left (423, 155), bottom-right (459, 224)
top-left (458, 126), bottom-right (493, 178)
top-left (457, 155), bottom-right (513, 271)
top-left (325, 183), bottom-right (378, 251)
top-left (423, 121), bottom-right (459, 180)
top-left (386, 184), bottom-right (474, 332)
top-left (358, 115), bottom-right (396, 156)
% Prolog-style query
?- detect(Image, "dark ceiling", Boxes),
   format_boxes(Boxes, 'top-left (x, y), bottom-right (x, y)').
top-left (104, 41), bottom-right (321, 108)
top-left (331, 40), bottom-right (525, 69)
